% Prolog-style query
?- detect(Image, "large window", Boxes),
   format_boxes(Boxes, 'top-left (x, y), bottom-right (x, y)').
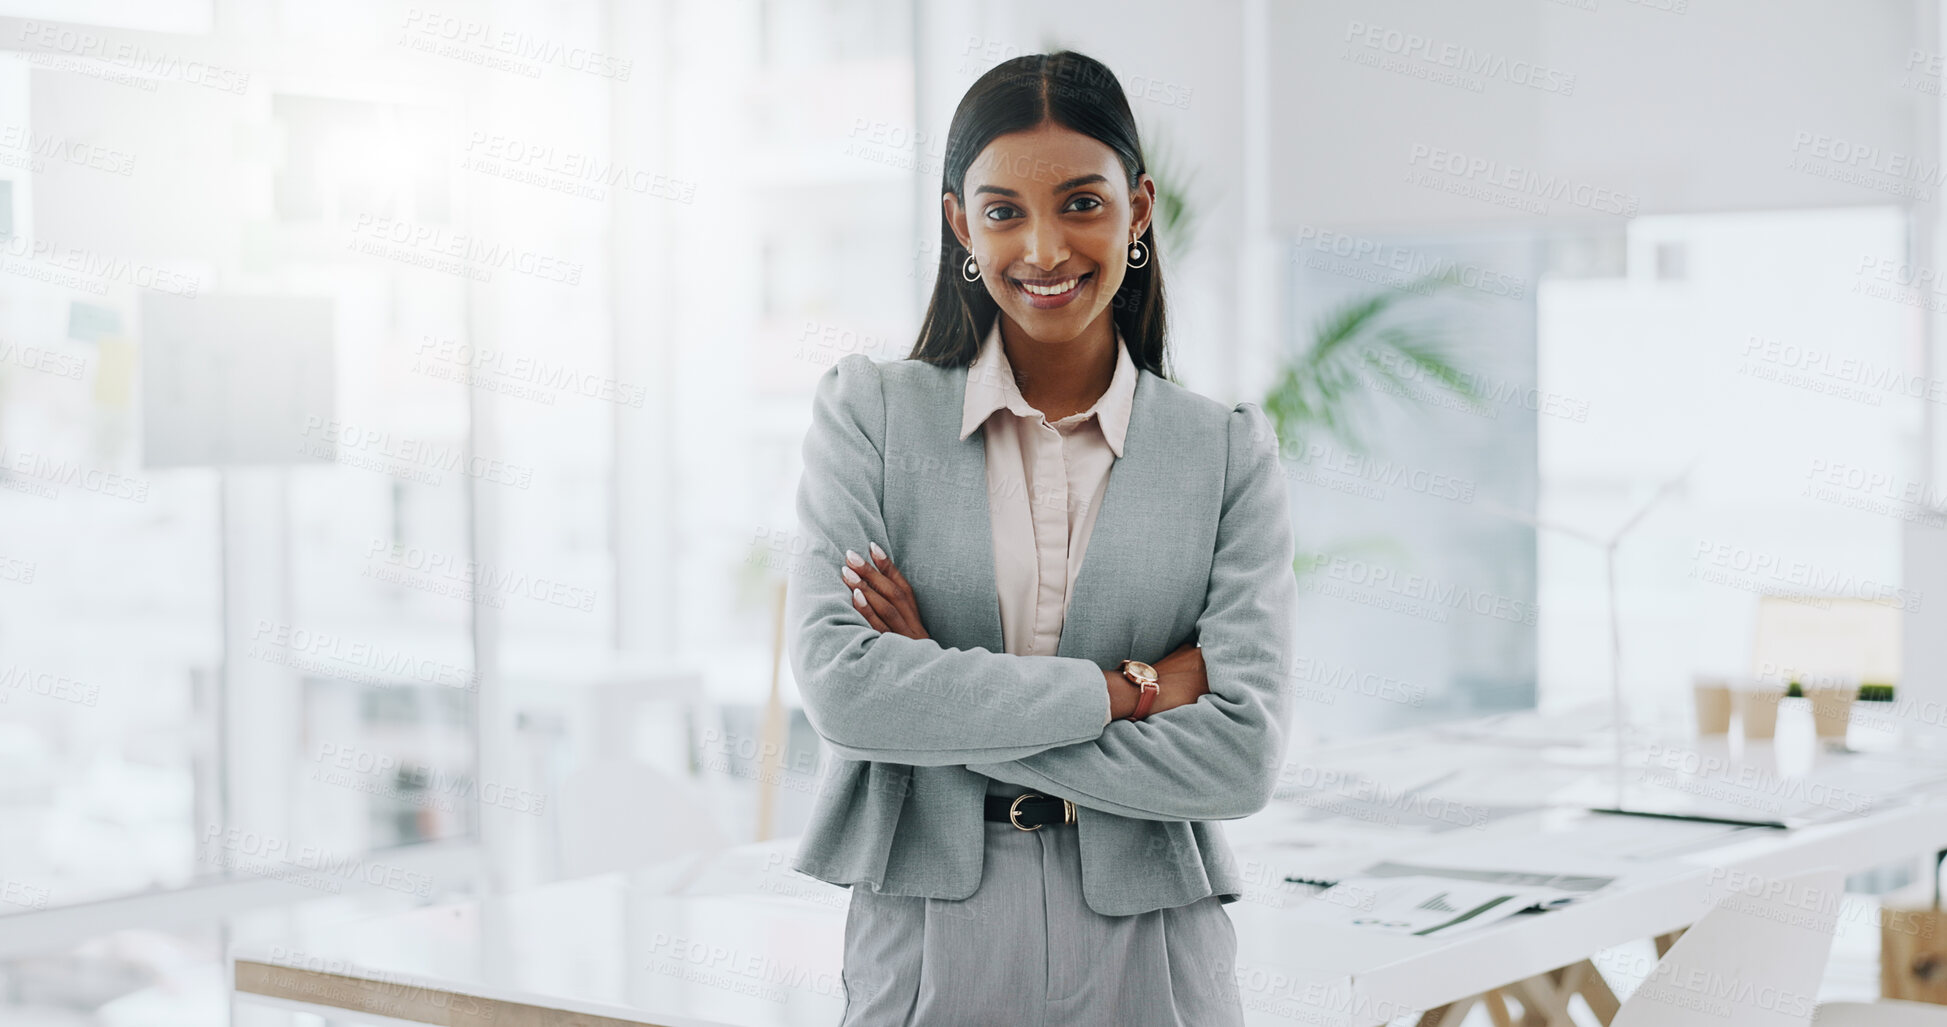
top-left (1536, 206), bottom-right (1915, 728)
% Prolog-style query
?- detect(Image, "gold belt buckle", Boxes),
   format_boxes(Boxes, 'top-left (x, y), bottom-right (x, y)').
top-left (1008, 793), bottom-right (1077, 831)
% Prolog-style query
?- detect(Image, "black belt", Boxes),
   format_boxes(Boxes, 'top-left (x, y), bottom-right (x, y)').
top-left (984, 792), bottom-right (1077, 830)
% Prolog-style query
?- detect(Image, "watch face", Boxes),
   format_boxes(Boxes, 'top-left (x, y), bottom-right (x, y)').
top-left (1124, 660), bottom-right (1158, 684)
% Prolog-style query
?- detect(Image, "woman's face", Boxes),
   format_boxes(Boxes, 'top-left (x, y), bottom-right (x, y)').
top-left (945, 121), bottom-right (1155, 345)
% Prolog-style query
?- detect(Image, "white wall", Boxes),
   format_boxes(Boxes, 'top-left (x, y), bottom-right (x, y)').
top-left (1267, 0), bottom-right (1925, 233)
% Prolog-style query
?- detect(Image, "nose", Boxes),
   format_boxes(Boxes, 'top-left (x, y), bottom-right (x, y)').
top-left (1021, 217), bottom-right (1068, 272)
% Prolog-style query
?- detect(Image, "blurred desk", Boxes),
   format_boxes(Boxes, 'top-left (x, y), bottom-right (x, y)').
top-left (229, 704), bottom-right (1947, 1027)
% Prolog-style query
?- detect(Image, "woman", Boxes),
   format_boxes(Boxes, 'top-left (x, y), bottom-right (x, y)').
top-left (786, 50), bottom-right (1297, 1026)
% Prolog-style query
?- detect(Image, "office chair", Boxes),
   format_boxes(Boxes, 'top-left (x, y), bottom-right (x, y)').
top-left (1612, 865), bottom-right (1844, 1027)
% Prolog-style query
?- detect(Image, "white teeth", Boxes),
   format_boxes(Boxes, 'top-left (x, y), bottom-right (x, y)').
top-left (1021, 277), bottom-right (1082, 297)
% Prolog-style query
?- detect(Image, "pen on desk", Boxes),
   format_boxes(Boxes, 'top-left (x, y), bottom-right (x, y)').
top-left (1285, 876), bottom-right (1339, 888)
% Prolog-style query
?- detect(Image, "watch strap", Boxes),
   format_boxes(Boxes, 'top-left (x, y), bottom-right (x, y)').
top-left (1120, 659), bottom-right (1161, 721)
top-left (1131, 680), bottom-right (1159, 720)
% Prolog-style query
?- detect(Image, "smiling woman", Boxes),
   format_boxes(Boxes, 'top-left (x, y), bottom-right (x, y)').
top-left (787, 50), bottom-right (1293, 1027)
top-left (914, 50), bottom-right (1170, 422)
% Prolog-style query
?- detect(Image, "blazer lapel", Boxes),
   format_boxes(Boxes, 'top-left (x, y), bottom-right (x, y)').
top-left (947, 362), bottom-right (1007, 654)
top-left (1055, 367), bottom-right (1152, 663)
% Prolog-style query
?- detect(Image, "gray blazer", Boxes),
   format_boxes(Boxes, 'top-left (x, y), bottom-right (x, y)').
top-left (785, 351), bottom-right (1297, 917)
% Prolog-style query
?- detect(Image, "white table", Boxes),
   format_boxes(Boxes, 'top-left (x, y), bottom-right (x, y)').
top-left (229, 705), bottom-right (1947, 1027)
top-left (1221, 710), bottom-right (1947, 1023)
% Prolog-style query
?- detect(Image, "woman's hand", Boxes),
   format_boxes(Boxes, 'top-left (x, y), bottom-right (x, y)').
top-left (841, 542), bottom-right (930, 640)
top-left (1147, 640), bottom-right (1208, 716)
top-left (1106, 641), bottom-right (1207, 721)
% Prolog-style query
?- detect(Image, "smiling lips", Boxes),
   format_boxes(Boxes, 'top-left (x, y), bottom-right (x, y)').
top-left (1010, 271), bottom-right (1093, 308)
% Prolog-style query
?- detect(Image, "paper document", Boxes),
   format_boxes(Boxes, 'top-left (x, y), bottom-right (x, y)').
top-left (1288, 861), bottom-right (1615, 938)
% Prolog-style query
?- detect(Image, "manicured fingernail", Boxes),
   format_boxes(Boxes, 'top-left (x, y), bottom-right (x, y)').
top-left (853, 588), bottom-right (867, 606)
top-left (842, 566), bottom-right (861, 585)
top-left (845, 549), bottom-right (865, 568)
top-left (870, 541), bottom-right (888, 561)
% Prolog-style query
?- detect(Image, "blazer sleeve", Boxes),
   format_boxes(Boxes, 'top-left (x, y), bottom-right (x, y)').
top-left (964, 401), bottom-right (1297, 821)
top-left (786, 353), bottom-right (1115, 767)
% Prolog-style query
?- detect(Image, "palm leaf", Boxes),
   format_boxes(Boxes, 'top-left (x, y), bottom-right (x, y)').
top-left (1264, 269), bottom-right (1485, 454)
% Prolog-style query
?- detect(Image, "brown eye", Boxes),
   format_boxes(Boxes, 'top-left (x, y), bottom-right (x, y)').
top-left (1066, 196), bottom-right (1102, 212)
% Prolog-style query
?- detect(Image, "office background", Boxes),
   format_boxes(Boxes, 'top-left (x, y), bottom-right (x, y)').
top-left (0, 0), bottom-right (1943, 1022)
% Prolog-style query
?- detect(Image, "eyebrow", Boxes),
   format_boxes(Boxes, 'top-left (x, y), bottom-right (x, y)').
top-left (973, 173), bottom-right (1111, 198)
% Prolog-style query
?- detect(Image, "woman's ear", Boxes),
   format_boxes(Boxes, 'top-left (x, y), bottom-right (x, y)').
top-left (942, 191), bottom-right (973, 251)
top-left (1130, 174), bottom-right (1158, 241)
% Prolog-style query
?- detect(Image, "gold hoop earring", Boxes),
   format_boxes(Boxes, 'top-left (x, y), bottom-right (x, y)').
top-left (1126, 233), bottom-right (1150, 270)
top-left (961, 252), bottom-right (982, 282)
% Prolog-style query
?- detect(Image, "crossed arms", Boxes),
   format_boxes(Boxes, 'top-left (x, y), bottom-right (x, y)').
top-left (786, 353), bottom-right (1296, 821)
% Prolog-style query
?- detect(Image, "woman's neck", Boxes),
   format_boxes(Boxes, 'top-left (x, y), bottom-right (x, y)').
top-left (997, 313), bottom-right (1117, 422)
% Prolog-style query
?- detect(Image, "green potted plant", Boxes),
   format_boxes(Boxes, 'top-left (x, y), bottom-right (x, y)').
top-left (1771, 678), bottom-right (1819, 759)
top-left (1847, 681), bottom-right (1900, 752)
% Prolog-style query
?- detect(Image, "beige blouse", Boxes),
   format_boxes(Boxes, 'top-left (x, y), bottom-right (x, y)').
top-left (958, 317), bottom-right (1138, 729)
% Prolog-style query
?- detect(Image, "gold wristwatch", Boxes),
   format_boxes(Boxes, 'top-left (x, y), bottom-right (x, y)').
top-left (1119, 659), bottom-right (1160, 721)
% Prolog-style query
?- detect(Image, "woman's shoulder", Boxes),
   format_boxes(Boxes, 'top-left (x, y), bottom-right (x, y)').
top-left (821, 353), bottom-right (954, 390)
top-left (1141, 371), bottom-right (1270, 440)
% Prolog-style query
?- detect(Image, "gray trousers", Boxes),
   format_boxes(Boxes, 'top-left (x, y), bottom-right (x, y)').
top-left (836, 784), bottom-right (1246, 1027)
